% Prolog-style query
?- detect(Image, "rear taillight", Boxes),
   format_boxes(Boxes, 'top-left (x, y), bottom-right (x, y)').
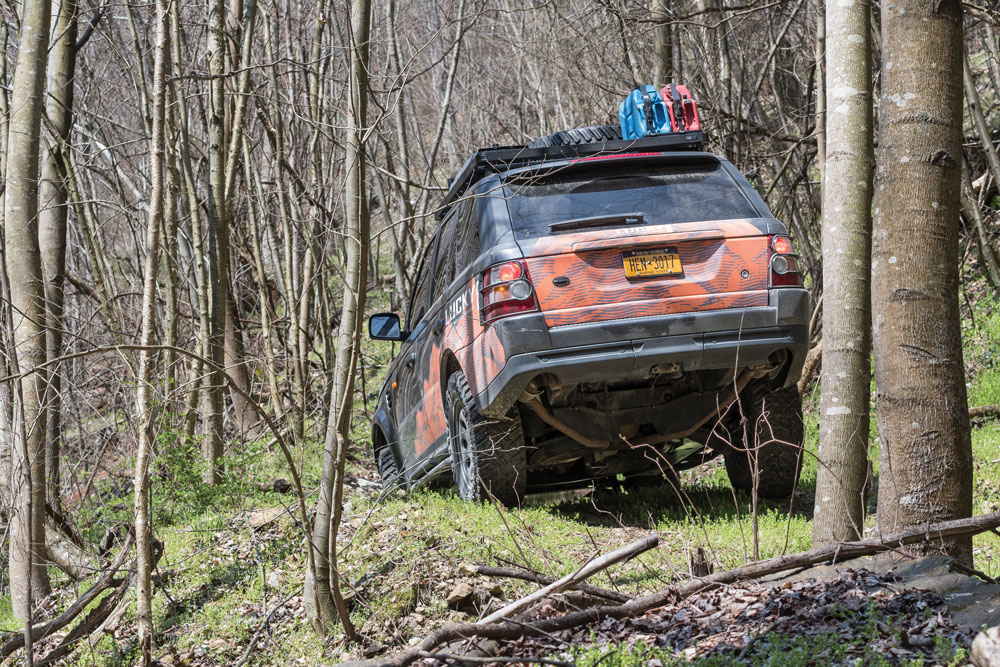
top-left (480, 260), bottom-right (538, 324)
top-left (769, 235), bottom-right (802, 287)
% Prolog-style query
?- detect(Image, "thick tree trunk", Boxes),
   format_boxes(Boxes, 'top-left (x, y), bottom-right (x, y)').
top-left (307, 0), bottom-right (369, 640)
top-left (39, 0), bottom-right (78, 513)
top-left (133, 0), bottom-right (170, 660)
top-left (872, 0), bottom-right (973, 565)
top-left (812, 0), bottom-right (873, 547)
top-left (5, 0), bottom-right (53, 622)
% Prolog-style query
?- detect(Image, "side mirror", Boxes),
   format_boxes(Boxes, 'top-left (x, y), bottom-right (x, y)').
top-left (368, 313), bottom-right (405, 341)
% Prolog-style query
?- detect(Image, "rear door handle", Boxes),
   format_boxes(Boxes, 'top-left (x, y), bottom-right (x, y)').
top-left (404, 352), bottom-right (417, 369)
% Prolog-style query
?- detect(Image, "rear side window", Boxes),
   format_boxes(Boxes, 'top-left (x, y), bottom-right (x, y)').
top-left (408, 238), bottom-right (437, 326)
top-left (454, 199), bottom-right (480, 274)
top-left (432, 211), bottom-right (458, 296)
top-left (503, 162), bottom-right (759, 240)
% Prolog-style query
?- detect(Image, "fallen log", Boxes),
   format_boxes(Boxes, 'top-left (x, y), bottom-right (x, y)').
top-left (475, 566), bottom-right (631, 604)
top-left (477, 534), bottom-right (657, 624)
top-left (365, 510), bottom-right (1000, 667)
top-left (45, 524), bottom-right (95, 580)
top-left (970, 404), bottom-right (1000, 420)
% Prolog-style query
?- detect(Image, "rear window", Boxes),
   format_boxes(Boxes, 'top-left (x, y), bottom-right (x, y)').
top-left (503, 162), bottom-right (759, 240)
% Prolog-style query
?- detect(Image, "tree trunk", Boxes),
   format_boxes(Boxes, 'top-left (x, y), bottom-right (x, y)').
top-left (39, 0), bottom-right (79, 513)
top-left (812, 0), bottom-right (873, 547)
top-left (306, 0), bottom-right (370, 639)
top-left (651, 0), bottom-right (673, 87)
top-left (133, 0), bottom-right (170, 660)
top-left (814, 1), bottom-right (826, 196)
top-left (204, 0), bottom-right (231, 483)
top-left (5, 0), bottom-right (53, 622)
top-left (963, 48), bottom-right (1000, 194)
top-left (961, 158), bottom-right (1000, 291)
top-left (872, 0), bottom-right (972, 565)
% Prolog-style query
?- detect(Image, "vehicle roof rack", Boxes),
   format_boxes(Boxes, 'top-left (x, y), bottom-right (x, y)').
top-left (437, 130), bottom-right (707, 219)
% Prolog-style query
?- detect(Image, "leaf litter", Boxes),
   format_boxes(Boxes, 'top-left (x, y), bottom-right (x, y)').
top-left (420, 568), bottom-right (972, 665)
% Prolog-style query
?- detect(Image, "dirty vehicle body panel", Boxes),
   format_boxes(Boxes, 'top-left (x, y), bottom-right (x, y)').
top-left (371, 133), bottom-right (810, 493)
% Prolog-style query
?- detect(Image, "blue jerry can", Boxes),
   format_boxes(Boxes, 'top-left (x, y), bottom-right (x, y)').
top-left (618, 85), bottom-right (672, 139)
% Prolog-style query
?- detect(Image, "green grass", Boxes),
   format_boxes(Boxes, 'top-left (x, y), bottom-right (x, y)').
top-left (16, 274), bottom-right (1000, 664)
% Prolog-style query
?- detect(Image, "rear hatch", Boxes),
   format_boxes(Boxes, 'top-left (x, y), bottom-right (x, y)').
top-left (505, 157), bottom-right (771, 329)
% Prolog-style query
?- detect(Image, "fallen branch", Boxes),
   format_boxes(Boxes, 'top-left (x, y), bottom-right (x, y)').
top-left (970, 404), bottom-right (1000, 420)
top-left (477, 534), bottom-right (658, 625)
top-left (45, 524), bottom-right (95, 580)
top-left (476, 566), bottom-right (631, 604)
top-left (361, 511), bottom-right (1000, 667)
top-left (0, 531), bottom-right (134, 659)
top-left (53, 539), bottom-right (163, 666)
top-left (233, 588), bottom-right (302, 667)
top-left (797, 342), bottom-right (822, 395)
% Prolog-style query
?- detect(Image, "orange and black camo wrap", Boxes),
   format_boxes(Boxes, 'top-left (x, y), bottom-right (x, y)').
top-left (409, 217), bottom-right (770, 456)
top-left (411, 277), bottom-right (508, 457)
top-left (521, 218), bottom-right (770, 327)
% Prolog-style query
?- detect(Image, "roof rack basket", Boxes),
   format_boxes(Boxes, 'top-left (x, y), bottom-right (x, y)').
top-left (437, 130), bottom-right (707, 219)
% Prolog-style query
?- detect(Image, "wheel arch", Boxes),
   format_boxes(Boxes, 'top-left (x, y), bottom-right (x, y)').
top-left (439, 349), bottom-right (464, 409)
top-left (371, 422), bottom-right (389, 462)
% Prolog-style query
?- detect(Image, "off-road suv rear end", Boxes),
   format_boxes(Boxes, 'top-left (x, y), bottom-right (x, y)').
top-left (369, 129), bottom-right (809, 504)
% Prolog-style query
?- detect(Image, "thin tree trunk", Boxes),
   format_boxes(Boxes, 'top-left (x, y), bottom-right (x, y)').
top-left (961, 158), bottom-right (1000, 291)
top-left (812, 0), bottom-right (873, 547)
top-left (651, 0), bottom-right (673, 87)
top-left (39, 0), bottom-right (78, 513)
top-left (220, 0), bottom-right (259, 437)
top-left (204, 0), bottom-right (231, 482)
top-left (306, 0), bottom-right (370, 639)
top-left (5, 0), bottom-right (53, 622)
top-left (872, 0), bottom-right (973, 565)
top-left (814, 0), bottom-right (826, 196)
top-left (963, 48), bottom-right (1000, 193)
top-left (133, 0), bottom-right (170, 660)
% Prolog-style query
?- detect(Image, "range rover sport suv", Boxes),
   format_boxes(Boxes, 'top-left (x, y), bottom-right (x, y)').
top-left (368, 127), bottom-right (809, 505)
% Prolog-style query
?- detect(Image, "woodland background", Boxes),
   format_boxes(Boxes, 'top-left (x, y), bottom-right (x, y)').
top-left (1, 0), bottom-right (1000, 663)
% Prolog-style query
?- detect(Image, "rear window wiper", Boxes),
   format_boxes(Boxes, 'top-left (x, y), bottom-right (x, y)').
top-left (548, 212), bottom-right (644, 233)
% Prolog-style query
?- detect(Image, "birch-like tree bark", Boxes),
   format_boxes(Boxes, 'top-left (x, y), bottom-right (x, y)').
top-left (812, 0), bottom-right (873, 547)
top-left (872, 0), bottom-right (973, 564)
top-left (39, 0), bottom-right (79, 512)
top-left (132, 0), bottom-right (170, 659)
top-left (5, 0), bottom-right (53, 621)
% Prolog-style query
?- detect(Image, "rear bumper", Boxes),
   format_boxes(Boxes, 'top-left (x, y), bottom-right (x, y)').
top-left (477, 288), bottom-right (810, 416)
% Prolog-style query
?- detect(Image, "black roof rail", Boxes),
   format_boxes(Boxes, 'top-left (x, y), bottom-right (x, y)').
top-left (436, 130), bottom-right (707, 219)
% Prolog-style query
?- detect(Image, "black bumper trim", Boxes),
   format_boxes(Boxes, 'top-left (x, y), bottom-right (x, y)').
top-left (477, 289), bottom-right (810, 416)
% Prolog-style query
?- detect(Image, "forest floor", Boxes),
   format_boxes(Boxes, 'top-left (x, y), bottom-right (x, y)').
top-left (5, 287), bottom-right (1000, 665)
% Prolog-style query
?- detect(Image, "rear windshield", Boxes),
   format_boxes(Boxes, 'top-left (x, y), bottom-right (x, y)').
top-left (502, 162), bottom-right (759, 240)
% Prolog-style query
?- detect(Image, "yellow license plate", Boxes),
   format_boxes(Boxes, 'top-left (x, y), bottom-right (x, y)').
top-left (623, 248), bottom-right (683, 278)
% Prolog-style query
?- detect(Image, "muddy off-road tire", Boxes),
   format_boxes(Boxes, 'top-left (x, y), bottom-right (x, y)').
top-left (527, 124), bottom-right (622, 149)
top-left (446, 372), bottom-right (526, 506)
top-left (377, 447), bottom-right (400, 490)
top-left (722, 384), bottom-right (804, 499)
